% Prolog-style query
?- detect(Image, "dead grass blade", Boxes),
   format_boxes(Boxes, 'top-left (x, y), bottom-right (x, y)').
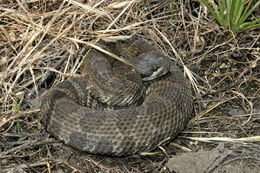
top-left (189, 97), bottom-right (236, 125)
top-left (183, 136), bottom-right (260, 143)
top-left (154, 27), bottom-right (200, 94)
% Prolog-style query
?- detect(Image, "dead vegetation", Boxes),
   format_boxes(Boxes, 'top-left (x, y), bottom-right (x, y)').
top-left (0, 0), bottom-right (259, 172)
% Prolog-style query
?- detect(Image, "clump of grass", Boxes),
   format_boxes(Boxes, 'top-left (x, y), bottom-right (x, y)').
top-left (201, 0), bottom-right (260, 32)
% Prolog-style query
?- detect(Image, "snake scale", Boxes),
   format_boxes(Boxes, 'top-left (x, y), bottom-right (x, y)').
top-left (40, 36), bottom-right (193, 156)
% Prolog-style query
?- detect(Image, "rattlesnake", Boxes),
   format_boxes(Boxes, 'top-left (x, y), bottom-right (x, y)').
top-left (40, 36), bottom-right (193, 156)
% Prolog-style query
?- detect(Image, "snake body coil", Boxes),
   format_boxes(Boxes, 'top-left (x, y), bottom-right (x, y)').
top-left (40, 37), bottom-right (193, 156)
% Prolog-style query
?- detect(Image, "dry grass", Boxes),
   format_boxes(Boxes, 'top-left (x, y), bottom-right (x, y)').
top-left (0, 0), bottom-right (259, 172)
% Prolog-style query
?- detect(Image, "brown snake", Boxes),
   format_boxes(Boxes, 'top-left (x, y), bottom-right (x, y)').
top-left (40, 36), bottom-right (193, 156)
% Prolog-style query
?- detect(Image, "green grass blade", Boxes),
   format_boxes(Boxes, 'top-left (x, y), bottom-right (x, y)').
top-left (13, 92), bottom-right (24, 133)
top-left (226, 0), bottom-right (232, 29)
top-left (231, 0), bottom-right (242, 24)
top-left (201, 0), bottom-right (222, 26)
top-left (239, 0), bottom-right (254, 24)
top-left (239, 1), bottom-right (260, 24)
top-left (233, 0), bottom-right (242, 17)
top-left (238, 17), bottom-right (260, 32)
top-left (234, 0), bottom-right (246, 25)
top-left (16, 118), bottom-right (21, 133)
top-left (170, 0), bottom-right (175, 21)
top-left (240, 18), bottom-right (260, 28)
top-left (19, 92), bottom-right (25, 106)
top-left (249, 17), bottom-right (260, 25)
top-left (219, 0), bottom-right (228, 28)
top-left (226, 0), bottom-right (232, 8)
top-left (211, 1), bottom-right (223, 26)
top-left (13, 101), bottom-right (21, 133)
top-left (230, 0), bottom-right (236, 17)
top-left (230, 0), bottom-right (238, 28)
top-left (13, 101), bottom-right (19, 113)
top-left (240, 22), bottom-right (260, 32)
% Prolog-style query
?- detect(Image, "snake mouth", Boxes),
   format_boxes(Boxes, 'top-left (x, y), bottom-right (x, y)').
top-left (142, 66), bottom-right (168, 81)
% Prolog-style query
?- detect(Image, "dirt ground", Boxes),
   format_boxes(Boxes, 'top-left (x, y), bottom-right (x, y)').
top-left (0, 0), bottom-right (259, 173)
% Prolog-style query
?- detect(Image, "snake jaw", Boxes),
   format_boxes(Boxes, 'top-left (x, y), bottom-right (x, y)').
top-left (142, 66), bottom-right (168, 81)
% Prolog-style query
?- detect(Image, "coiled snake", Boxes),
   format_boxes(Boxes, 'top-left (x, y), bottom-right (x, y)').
top-left (40, 36), bottom-right (193, 156)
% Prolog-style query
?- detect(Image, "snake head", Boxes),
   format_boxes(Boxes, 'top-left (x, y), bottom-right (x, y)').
top-left (134, 51), bottom-right (170, 81)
